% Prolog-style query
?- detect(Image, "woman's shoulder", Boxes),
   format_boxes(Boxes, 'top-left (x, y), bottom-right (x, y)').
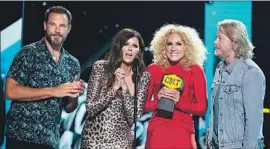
top-left (190, 64), bottom-right (206, 76)
top-left (93, 59), bottom-right (108, 66)
top-left (147, 63), bottom-right (163, 71)
top-left (190, 64), bottom-right (204, 71)
top-left (141, 70), bottom-right (150, 78)
top-left (91, 60), bottom-right (109, 73)
top-left (92, 60), bottom-right (108, 68)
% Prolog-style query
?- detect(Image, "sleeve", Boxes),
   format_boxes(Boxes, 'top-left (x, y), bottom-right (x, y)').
top-left (242, 68), bottom-right (265, 148)
top-left (143, 65), bottom-right (159, 112)
top-left (175, 65), bottom-right (208, 116)
top-left (7, 47), bottom-right (34, 85)
top-left (121, 71), bottom-right (150, 126)
top-left (85, 61), bottom-right (117, 117)
top-left (74, 59), bottom-right (81, 79)
top-left (70, 58), bottom-right (82, 82)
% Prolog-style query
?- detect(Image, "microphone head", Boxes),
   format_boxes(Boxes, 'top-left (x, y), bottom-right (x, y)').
top-left (132, 56), bottom-right (140, 73)
top-left (133, 56), bottom-right (140, 67)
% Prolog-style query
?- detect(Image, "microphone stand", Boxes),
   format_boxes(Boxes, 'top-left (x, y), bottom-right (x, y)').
top-left (133, 65), bottom-right (138, 149)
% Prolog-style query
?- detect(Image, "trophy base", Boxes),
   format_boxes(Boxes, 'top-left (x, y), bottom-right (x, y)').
top-left (156, 109), bottom-right (173, 119)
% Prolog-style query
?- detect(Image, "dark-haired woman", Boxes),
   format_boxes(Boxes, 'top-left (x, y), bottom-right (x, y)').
top-left (81, 28), bottom-right (150, 149)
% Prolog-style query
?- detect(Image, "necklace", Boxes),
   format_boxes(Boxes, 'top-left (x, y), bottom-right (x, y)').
top-left (50, 48), bottom-right (61, 61)
top-left (51, 51), bottom-right (59, 60)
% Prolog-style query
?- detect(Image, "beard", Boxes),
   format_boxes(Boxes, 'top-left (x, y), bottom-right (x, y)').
top-left (45, 31), bottom-right (66, 50)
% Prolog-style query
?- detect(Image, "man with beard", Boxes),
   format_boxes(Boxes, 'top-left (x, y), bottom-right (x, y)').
top-left (4, 6), bottom-right (85, 149)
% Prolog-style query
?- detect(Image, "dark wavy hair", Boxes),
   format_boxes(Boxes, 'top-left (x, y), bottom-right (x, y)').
top-left (105, 28), bottom-right (146, 87)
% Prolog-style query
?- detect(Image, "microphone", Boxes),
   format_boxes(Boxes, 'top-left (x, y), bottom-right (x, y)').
top-left (133, 56), bottom-right (140, 67)
top-left (132, 56), bottom-right (140, 75)
top-left (132, 55), bottom-right (140, 148)
top-left (156, 74), bottom-right (185, 119)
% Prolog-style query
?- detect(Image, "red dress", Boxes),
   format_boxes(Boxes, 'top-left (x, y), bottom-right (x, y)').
top-left (144, 63), bottom-right (207, 149)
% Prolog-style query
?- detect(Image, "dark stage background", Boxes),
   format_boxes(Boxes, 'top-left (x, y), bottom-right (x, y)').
top-left (20, 1), bottom-right (205, 81)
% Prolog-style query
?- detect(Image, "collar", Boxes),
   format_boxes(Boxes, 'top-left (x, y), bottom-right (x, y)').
top-left (38, 38), bottom-right (68, 59)
top-left (219, 58), bottom-right (241, 74)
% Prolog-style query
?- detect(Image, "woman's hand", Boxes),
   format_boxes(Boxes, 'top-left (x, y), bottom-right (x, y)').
top-left (113, 68), bottom-right (125, 91)
top-left (158, 86), bottom-right (180, 104)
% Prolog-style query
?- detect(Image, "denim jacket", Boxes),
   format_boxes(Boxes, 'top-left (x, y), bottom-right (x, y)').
top-left (207, 58), bottom-right (266, 149)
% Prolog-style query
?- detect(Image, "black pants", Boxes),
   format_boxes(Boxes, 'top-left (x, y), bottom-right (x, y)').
top-left (6, 137), bottom-right (54, 149)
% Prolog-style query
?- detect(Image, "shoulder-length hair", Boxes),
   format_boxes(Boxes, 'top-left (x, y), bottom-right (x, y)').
top-left (218, 19), bottom-right (254, 59)
top-left (105, 28), bottom-right (146, 87)
top-left (150, 24), bottom-right (207, 69)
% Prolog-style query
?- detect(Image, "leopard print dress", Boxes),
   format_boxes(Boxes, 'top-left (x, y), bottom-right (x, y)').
top-left (81, 60), bottom-right (150, 149)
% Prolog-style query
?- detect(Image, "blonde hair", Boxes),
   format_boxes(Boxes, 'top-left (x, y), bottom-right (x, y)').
top-left (218, 19), bottom-right (254, 59)
top-left (150, 24), bottom-right (207, 69)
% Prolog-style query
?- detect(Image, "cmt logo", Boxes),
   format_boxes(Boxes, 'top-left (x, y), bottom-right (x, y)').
top-left (161, 74), bottom-right (184, 90)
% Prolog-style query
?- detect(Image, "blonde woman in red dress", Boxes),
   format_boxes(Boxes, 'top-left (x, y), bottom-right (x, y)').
top-left (144, 24), bottom-right (208, 149)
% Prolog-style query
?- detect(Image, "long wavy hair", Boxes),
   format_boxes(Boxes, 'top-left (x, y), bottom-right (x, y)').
top-left (150, 24), bottom-right (207, 69)
top-left (104, 28), bottom-right (146, 87)
top-left (218, 19), bottom-right (254, 59)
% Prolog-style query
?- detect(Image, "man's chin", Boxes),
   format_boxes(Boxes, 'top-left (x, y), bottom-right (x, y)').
top-left (51, 42), bottom-right (62, 49)
top-left (52, 39), bottom-right (63, 45)
top-left (53, 42), bottom-right (62, 45)
top-left (214, 51), bottom-right (220, 56)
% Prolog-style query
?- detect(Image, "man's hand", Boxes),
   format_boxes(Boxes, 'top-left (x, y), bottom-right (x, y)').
top-left (52, 82), bottom-right (80, 98)
top-left (73, 75), bottom-right (85, 96)
top-left (62, 76), bottom-right (85, 113)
